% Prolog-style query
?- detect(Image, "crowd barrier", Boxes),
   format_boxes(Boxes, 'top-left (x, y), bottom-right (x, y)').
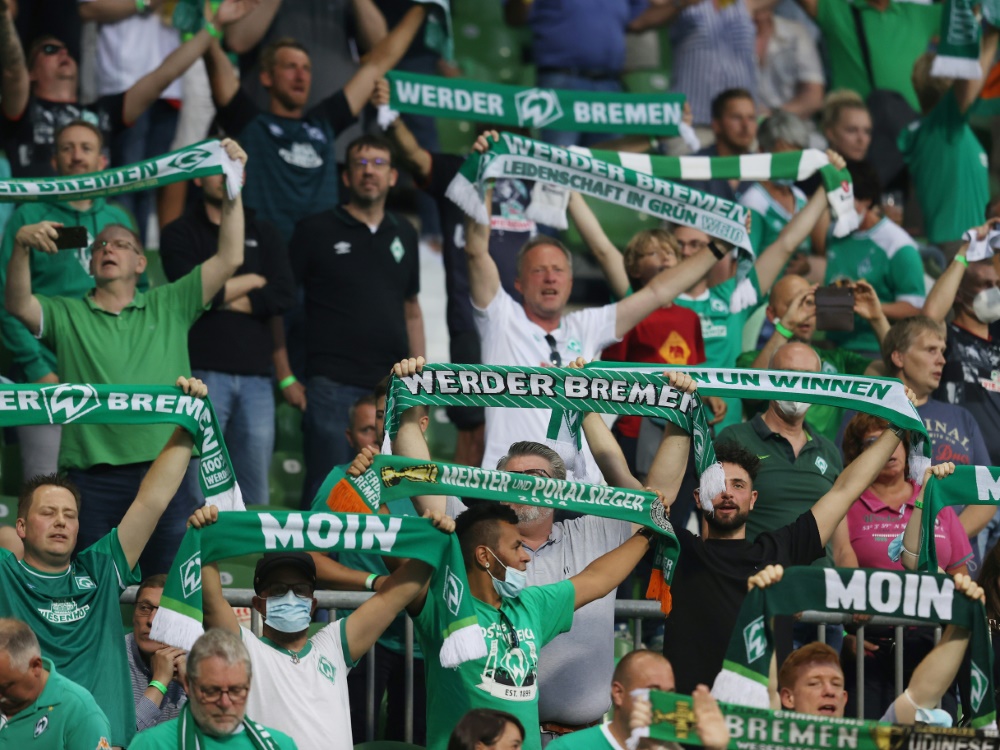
top-left (120, 589), bottom-right (946, 740)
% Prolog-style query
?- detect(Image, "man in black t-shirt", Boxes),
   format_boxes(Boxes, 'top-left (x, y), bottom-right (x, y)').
top-left (0, 2), bottom-right (237, 177)
top-left (290, 134), bottom-right (423, 506)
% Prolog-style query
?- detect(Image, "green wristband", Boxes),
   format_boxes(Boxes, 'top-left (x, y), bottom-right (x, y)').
top-left (206, 20), bottom-right (224, 40)
top-left (955, 255), bottom-right (969, 268)
top-left (279, 375), bottom-right (297, 390)
top-left (365, 573), bottom-right (379, 591)
top-left (135, 0), bottom-right (150, 14)
top-left (774, 320), bottom-right (794, 339)
top-left (149, 680), bottom-right (168, 695)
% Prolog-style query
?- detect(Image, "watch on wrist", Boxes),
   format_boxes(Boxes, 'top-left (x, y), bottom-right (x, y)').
top-left (635, 527), bottom-right (655, 542)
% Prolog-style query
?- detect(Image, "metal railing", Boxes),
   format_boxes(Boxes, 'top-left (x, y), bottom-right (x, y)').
top-left (121, 590), bottom-right (944, 738)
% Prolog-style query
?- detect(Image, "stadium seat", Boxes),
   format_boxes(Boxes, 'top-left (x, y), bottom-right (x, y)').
top-left (622, 70), bottom-right (670, 94)
top-left (0, 443), bottom-right (22, 497)
top-left (0, 494), bottom-right (17, 525)
top-left (268, 450), bottom-right (305, 508)
top-left (217, 554), bottom-right (259, 589)
top-left (424, 406), bottom-right (457, 463)
top-left (564, 196), bottom-right (660, 257)
top-left (436, 117), bottom-right (476, 155)
top-left (274, 402), bottom-right (303, 453)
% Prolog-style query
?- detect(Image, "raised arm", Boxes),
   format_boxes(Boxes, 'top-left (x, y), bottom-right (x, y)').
top-left (342, 6), bottom-right (427, 116)
top-left (375, 78), bottom-right (432, 180)
top-left (188, 506), bottom-right (241, 634)
top-left (956, 23), bottom-right (1000, 114)
top-left (223, 0), bottom-right (281, 54)
top-left (898, 463), bottom-right (955, 571)
top-left (0, 0), bottom-right (29, 120)
top-left (4, 222), bottom-right (61, 336)
top-left (582, 412), bottom-right (641, 490)
top-left (351, 0), bottom-right (388, 51)
top-left (923, 245), bottom-right (969, 323)
top-left (810, 426), bottom-right (903, 545)
top-left (461, 134), bottom-right (503, 308)
top-left (202, 34), bottom-right (241, 109)
top-left (80, 0), bottom-right (157, 23)
top-left (570, 528), bottom-right (653, 609)
top-left (118, 377), bottom-right (204, 569)
top-left (569, 192), bottom-right (631, 299)
top-left (889, 574), bottom-right (985, 723)
top-left (200, 139), bottom-right (247, 305)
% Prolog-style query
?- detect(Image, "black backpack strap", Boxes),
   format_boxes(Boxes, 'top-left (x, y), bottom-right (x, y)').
top-left (850, 2), bottom-right (878, 91)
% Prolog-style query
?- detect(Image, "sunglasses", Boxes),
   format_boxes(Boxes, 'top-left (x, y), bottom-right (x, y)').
top-left (544, 334), bottom-right (562, 367)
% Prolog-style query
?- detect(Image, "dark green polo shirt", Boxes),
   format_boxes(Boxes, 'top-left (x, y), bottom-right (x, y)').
top-left (717, 414), bottom-right (843, 562)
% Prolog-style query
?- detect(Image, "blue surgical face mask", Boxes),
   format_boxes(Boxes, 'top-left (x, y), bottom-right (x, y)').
top-left (486, 548), bottom-right (528, 599)
top-left (264, 590), bottom-right (313, 633)
top-left (915, 707), bottom-right (953, 727)
top-left (772, 177), bottom-right (796, 187)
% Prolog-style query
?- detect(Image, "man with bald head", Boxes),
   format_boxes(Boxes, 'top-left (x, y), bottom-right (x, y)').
top-left (737, 274), bottom-right (889, 440)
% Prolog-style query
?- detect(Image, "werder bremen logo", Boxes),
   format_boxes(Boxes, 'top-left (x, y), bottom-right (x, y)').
top-left (41, 384), bottom-right (100, 424)
top-left (317, 655), bottom-right (337, 684)
top-left (970, 661), bottom-right (989, 711)
top-left (444, 565), bottom-right (464, 616)
top-left (180, 551), bottom-right (202, 598)
top-left (167, 147), bottom-right (212, 172)
top-left (514, 89), bottom-right (563, 129)
top-left (743, 616), bottom-right (767, 663)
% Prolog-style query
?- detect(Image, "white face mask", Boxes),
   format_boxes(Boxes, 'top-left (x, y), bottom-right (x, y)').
top-left (973, 287), bottom-right (1000, 324)
top-left (773, 400), bottom-right (810, 419)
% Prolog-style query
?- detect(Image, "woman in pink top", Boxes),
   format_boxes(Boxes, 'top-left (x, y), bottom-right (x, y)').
top-left (836, 414), bottom-right (971, 721)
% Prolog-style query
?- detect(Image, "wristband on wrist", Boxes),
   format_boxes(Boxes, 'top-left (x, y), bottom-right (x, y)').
top-left (206, 20), bottom-right (224, 39)
top-left (889, 424), bottom-right (905, 439)
top-left (365, 573), bottom-right (379, 591)
top-left (773, 319), bottom-right (794, 339)
top-left (914, 498), bottom-right (924, 510)
top-left (149, 680), bottom-right (168, 695)
top-left (279, 375), bottom-right (297, 390)
top-left (955, 255), bottom-right (969, 268)
top-left (707, 240), bottom-right (726, 260)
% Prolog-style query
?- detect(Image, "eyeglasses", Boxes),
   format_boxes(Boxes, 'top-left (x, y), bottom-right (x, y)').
top-left (511, 468), bottom-right (551, 479)
top-left (40, 43), bottom-right (67, 56)
top-left (498, 611), bottom-right (519, 650)
top-left (676, 239), bottom-right (710, 252)
top-left (93, 238), bottom-right (141, 254)
top-left (263, 582), bottom-right (313, 598)
top-left (193, 683), bottom-right (250, 704)
top-left (544, 334), bottom-right (562, 367)
top-left (135, 602), bottom-right (159, 617)
top-left (350, 157), bottom-right (390, 169)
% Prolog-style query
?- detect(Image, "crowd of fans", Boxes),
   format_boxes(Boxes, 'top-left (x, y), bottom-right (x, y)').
top-left (1, 0), bottom-right (1000, 748)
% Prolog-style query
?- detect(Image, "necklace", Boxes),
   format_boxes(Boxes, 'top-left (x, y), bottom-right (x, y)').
top-left (260, 636), bottom-right (312, 665)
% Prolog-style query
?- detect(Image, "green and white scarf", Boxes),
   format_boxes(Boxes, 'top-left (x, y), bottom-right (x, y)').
top-left (712, 566), bottom-right (995, 728)
top-left (384, 364), bottom-right (930, 510)
top-left (0, 140), bottom-right (242, 203)
top-left (570, 146), bottom-right (859, 237)
top-left (178, 703), bottom-right (284, 750)
top-left (920, 466), bottom-right (1000, 572)
top-left (317, 453), bottom-right (681, 613)
top-left (931, 0), bottom-right (983, 80)
top-left (445, 131), bottom-right (756, 274)
top-left (628, 690), bottom-right (1000, 750)
top-left (379, 71), bottom-right (686, 135)
top-left (0, 383), bottom-right (243, 510)
top-left (149, 510), bottom-right (485, 667)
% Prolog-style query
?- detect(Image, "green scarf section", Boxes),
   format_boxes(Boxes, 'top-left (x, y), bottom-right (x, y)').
top-left (383, 71), bottom-right (685, 135)
top-left (384, 364), bottom-right (930, 510)
top-left (445, 131), bottom-right (755, 275)
top-left (570, 146), bottom-right (859, 237)
top-left (712, 567), bottom-right (995, 728)
top-left (920, 466), bottom-right (1000, 572)
top-left (149, 511), bottom-right (485, 668)
top-left (0, 140), bottom-right (235, 203)
top-left (629, 690), bottom-right (1000, 750)
top-left (0, 383), bottom-right (242, 509)
top-left (178, 703), bottom-right (284, 750)
top-left (931, 0), bottom-right (983, 80)
top-left (316, 453), bottom-right (681, 612)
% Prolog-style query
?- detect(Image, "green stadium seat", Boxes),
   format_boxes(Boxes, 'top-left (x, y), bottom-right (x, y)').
top-left (274, 402), bottom-right (303, 453)
top-left (456, 25), bottom-right (522, 67)
top-left (0, 443), bottom-right (22, 497)
top-left (424, 406), bottom-right (457, 463)
top-left (0, 494), bottom-right (17, 525)
top-left (269, 450), bottom-right (304, 508)
top-left (623, 70), bottom-right (670, 94)
top-left (217, 553), bottom-right (260, 589)
top-left (614, 635), bottom-right (634, 661)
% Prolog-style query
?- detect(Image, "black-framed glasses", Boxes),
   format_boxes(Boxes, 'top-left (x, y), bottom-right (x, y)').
top-left (192, 682), bottom-right (250, 704)
top-left (511, 469), bottom-right (551, 479)
top-left (498, 611), bottom-right (519, 649)
top-left (134, 602), bottom-right (159, 617)
top-left (544, 334), bottom-right (562, 367)
top-left (263, 582), bottom-right (313, 598)
top-left (41, 43), bottom-right (67, 56)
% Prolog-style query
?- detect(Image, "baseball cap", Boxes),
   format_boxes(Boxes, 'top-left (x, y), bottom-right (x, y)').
top-left (253, 552), bottom-right (317, 594)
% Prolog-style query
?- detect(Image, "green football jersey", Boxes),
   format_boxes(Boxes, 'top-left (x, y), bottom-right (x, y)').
top-left (0, 530), bottom-right (141, 747)
top-left (740, 183), bottom-right (810, 255)
top-left (548, 723), bottom-right (618, 749)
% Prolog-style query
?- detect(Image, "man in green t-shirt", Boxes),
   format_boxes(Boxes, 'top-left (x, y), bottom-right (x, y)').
top-left (409, 502), bottom-right (659, 750)
top-left (4, 139), bottom-right (248, 575)
top-left (793, 0), bottom-right (940, 111)
top-left (0, 617), bottom-right (113, 750)
top-left (900, 26), bottom-right (997, 248)
top-left (547, 650), bottom-right (729, 750)
top-left (736, 273), bottom-right (887, 440)
top-left (0, 377), bottom-right (207, 748)
top-left (129, 629), bottom-right (298, 750)
top-left (823, 161), bottom-right (926, 355)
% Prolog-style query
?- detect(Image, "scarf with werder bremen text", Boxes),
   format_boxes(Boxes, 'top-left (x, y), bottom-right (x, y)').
top-left (0, 140), bottom-right (242, 203)
top-left (0, 383), bottom-right (243, 510)
top-left (627, 691), bottom-right (1000, 750)
top-left (319, 453), bottom-right (681, 613)
top-left (920, 466), bottom-right (1000, 573)
top-left (711, 567), bottom-right (995, 728)
top-left (383, 364), bottom-right (931, 514)
top-left (150, 511), bottom-right (485, 668)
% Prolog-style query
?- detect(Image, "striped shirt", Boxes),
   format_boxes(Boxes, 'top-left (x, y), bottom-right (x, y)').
top-left (125, 633), bottom-right (188, 732)
top-left (669, 0), bottom-right (758, 125)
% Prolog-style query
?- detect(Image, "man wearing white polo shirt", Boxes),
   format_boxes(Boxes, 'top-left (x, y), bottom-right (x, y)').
top-left (466, 132), bottom-right (726, 478)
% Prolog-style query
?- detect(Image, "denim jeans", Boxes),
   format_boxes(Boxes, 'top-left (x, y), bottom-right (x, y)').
top-left (110, 99), bottom-right (179, 243)
top-left (191, 370), bottom-right (275, 507)
top-left (535, 71), bottom-right (623, 147)
top-left (302, 377), bottom-right (372, 508)
top-left (70, 459), bottom-right (202, 575)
